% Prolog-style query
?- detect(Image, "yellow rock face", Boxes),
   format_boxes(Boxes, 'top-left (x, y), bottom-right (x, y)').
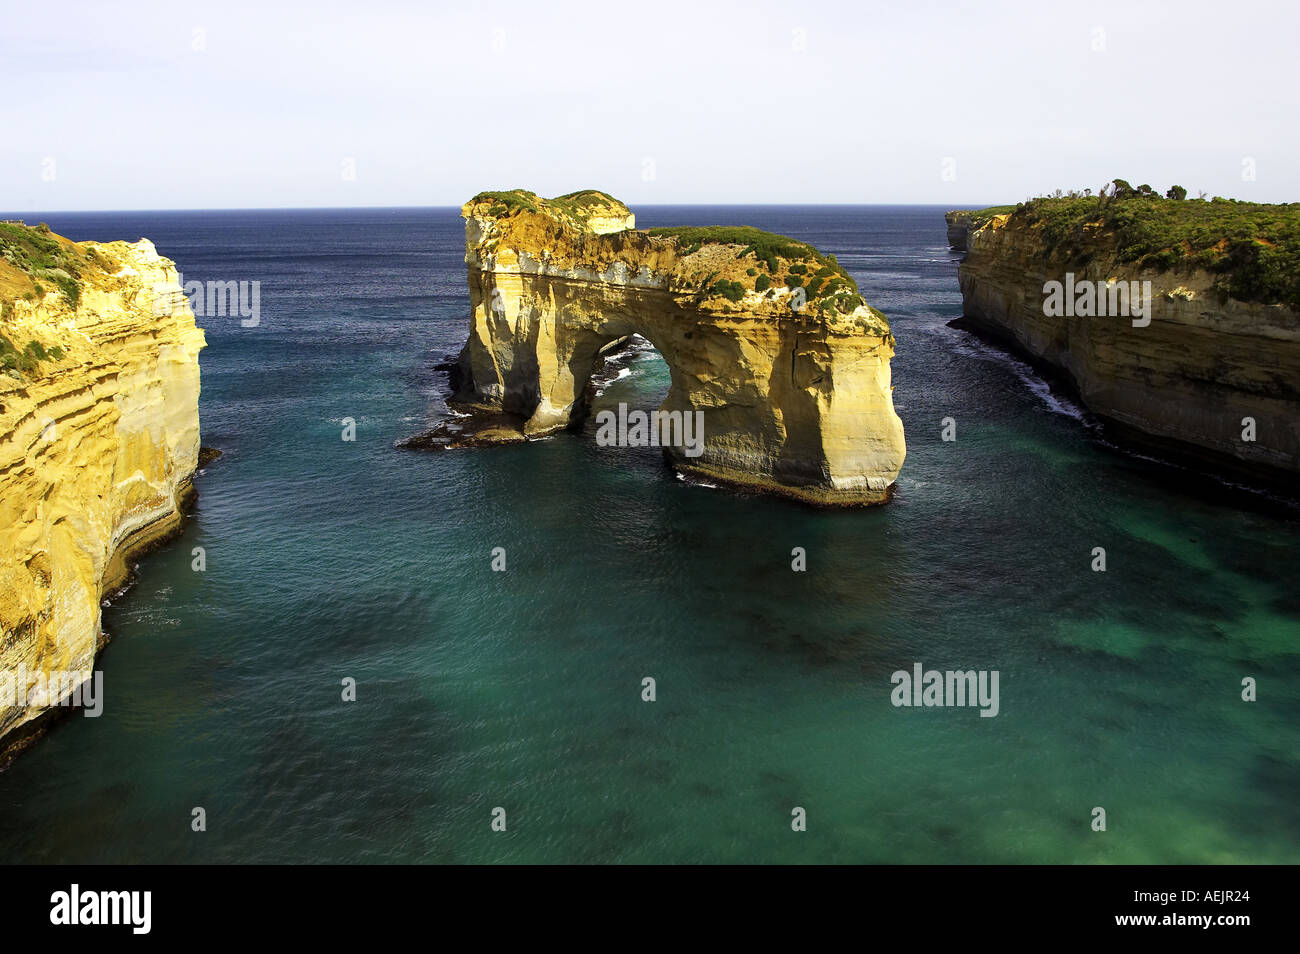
top-left (448, 192), bottom-right (907, 504)
top-left (959, 214), bottom-right (1300, 482)
top-left (0, 234), bottom-right (204, 748)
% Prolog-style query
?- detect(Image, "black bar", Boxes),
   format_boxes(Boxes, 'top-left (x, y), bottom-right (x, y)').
top-left (5, 863), bottom-right (1281, 940)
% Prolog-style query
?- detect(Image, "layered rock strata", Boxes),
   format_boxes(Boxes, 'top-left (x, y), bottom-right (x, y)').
top-left (955, 211), bottom-right (1300, 486)
top-left (425, 190), bottom-right (907, 505)
top-left (0, 226), bottom-right (204, 754)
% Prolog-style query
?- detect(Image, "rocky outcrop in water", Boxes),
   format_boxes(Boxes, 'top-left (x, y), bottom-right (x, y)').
top-left (418, 190), bottom-right (907, 505)
top-left (956, 210), bottom-right (1300, 488)
top-left (0, 225), bottom-right (204, 754)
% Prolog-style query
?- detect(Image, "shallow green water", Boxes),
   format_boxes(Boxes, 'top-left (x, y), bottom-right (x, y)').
top-left (0, 206), bottom-right (1295, 863)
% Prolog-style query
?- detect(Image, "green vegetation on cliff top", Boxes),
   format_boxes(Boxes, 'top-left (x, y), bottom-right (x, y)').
top-left (947, 206), bottom-right (1015, 229)
top-left (650, 226), bottom-right (878, 322)
top-left (469, 191), bottom-right (880, 324)
top-left (0, 221), bottom-right (91, 307)
top-left (469, 189), bottom-right (628, 226)
top-left (964, 186), bottom-right (1300, 310)
top-left (646, 225), bottom-right (862, 299)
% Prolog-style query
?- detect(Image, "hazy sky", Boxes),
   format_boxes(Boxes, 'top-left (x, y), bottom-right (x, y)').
top-left (5, 0), bottom-right (1298, 210)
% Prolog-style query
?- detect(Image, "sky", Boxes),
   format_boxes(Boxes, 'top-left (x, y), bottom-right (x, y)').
top-left (4, 0), bottom-right (1298, 210)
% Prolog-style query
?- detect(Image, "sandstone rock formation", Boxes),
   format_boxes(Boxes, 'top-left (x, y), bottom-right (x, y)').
top-left (424, 190), bottom-right (906, 505)
top-left (956, 211), bottom-right (1300, 487)
top-left (945, 211), bottom-right (974, 251)
top-left (0, 225), bottom-right (204, 754)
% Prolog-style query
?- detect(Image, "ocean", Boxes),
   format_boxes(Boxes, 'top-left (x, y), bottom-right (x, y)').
top-left (0, 205), bottom-right (1296, 863)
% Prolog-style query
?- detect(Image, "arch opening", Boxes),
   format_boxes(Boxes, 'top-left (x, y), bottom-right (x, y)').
top-left (405, 191), bottom-right (907, 506)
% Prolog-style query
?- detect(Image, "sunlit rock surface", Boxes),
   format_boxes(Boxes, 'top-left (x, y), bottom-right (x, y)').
top-left (421, 190), bottom-right (906, 505)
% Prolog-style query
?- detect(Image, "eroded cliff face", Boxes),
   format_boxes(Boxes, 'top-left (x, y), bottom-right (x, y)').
top-left (438, 191), bottom-right (906, 505)
top-left (945, 211), bottom-right (974, 251)
top-left (0, 229), bottom-right (204, 751)
top-left (958, 213), bottom-right (1300, 484)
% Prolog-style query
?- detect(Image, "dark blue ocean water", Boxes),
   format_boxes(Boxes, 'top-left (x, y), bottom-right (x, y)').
top-left (0, 206), bottom-right (1296, 863)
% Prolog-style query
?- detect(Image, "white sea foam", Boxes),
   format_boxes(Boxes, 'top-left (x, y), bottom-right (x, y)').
top-left (1092, 434), bottom-right (1300, 510)
top-left (591, 364), bottom-right (638, 396)
top-left (951, 328), bottom-right (1297, 509)
top-left (674, 472), bottom-right (719, 489)
top-left (950, 337), bottom-right (1090, 423)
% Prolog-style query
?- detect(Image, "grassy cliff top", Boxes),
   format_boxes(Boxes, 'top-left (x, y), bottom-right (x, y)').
top-left (0, 220), bottom-right (116, 310)
top-left (646, 224), bottom-right (861, 298)
top-left (946, 206), bottom-right (1015, 229)
top-left (0, 221), bottom-right (104, 375)
top-left (647, 225), bottom-right (874, 321)
top-left (463, 191), bottom-right (879, 327)
top-left (465, 189), bottom-right (631, 228)
top-left (969, 190), bottom-right (1300, 310)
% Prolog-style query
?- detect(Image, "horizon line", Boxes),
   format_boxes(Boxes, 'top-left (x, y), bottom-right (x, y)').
top-left (0, 201), bottom-right (1010, 216)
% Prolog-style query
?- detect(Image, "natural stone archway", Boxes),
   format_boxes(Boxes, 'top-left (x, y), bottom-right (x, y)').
top-left (422, 190), bottom-right (906, 505)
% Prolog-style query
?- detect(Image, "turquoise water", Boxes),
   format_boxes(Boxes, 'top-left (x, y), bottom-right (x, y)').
top-left (0, 206), bottom-right (1296, 863)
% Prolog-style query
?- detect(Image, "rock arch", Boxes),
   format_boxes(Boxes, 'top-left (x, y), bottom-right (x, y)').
top-left (438, 190), bottom-right (906, 506)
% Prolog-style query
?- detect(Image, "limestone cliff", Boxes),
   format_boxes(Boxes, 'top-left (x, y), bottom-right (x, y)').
top-left (0, 223), bottom-right (204, 753)
top-left (423, 190), bottom-right (906, 505)
top-left (946, 207), bottom-right (1015, 251)
top-left (946, 211), bottom-right (974, 251)
top-left (957, 211), bottom-right (1300, 486)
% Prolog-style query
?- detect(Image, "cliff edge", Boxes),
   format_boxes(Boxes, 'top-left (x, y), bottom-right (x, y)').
top-left (0, 222), bottom-right (204, 755)
top-left (417, 189), bottom-right (906, 505)
top-left (954, 194), bottom-right (1300, 488)
top-left (946, 207), bottom-right (1015, 251)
